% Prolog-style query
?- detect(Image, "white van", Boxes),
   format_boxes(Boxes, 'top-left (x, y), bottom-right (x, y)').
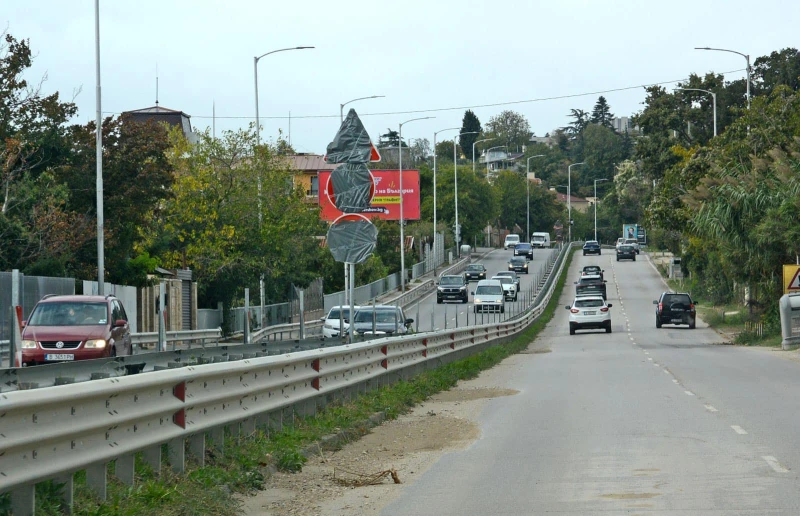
top-left (472, 279), bottom-right (505, 313)
top-left (504, 234), bottom-right (520, 250)
top-left (531, 232), bottom-right (551, 249)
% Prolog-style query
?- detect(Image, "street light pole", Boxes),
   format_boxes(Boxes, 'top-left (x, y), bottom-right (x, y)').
top-left (695, 47), bottom-right (751, 110)
top-left (433, 127), bottom-right (460, 274)
top-left (593, 178), bottom-right (609, 241)
top-left (473, 138), bottom-right (494, 173)
top-left (399, 116), bottom-right (434, 292)
top-left (526, 155), bottom-right (545, 242)
top-left (94, 0), bottom-right (104, 293)
top-left (675, 87), bottom-right (717, 137)
top-left (454, 131), bottom-right (479, 256)
top-left (567, 162), bottom-right (586, 243)
top-left (340, 95), bottom-right (385, 122)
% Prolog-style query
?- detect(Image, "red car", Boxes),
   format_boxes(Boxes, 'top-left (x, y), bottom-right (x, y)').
top-left (20, 295), bottom-right (133, 365)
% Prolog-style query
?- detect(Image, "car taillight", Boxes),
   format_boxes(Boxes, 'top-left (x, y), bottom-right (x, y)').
top-left (600, 307), bottom-right (609, 312)
top-left (689, 303), bottom-right (695, 311)
top-left (570, 308), bottom-right (579, 313)
top-left (658, 303), bottom-right (663, 312)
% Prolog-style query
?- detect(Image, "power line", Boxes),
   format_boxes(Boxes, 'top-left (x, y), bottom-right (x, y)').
top-left (104, 68), bottom-right (746, 121)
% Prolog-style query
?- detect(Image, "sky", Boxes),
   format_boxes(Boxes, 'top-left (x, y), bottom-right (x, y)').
top-left (5, 0), bottom-right (799, 155)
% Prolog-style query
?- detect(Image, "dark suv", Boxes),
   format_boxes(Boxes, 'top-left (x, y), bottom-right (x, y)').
top-left (575, 274), bottom-right (607, 300)
top-left (583, 241), bottom-right (601, 256)
top-left (514, 243), bottom-right (533, 259)
top-left (437, 274), bottom-right (469, 303)
top-left (20, 295), bottom-right (133, 365)
top-left (464, 264), bottom-right (487, 281)
top-left (653, 292), bottom-right (697, 329)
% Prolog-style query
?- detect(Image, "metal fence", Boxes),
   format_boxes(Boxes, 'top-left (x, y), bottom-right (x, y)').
top-left (0, 272), bottom-right (75, 343)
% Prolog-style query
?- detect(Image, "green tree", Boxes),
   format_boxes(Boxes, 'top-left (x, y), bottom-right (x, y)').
top-left (485, 110), bottom-right (531, 151)
top-left (753, 48), bottom-right (800, 93)
top-left (565, 109), bottom-right (589, 136)
top-left (459, 110), bottom-right (482, 159)
top-left (590, 96), bottom-right (614, 129)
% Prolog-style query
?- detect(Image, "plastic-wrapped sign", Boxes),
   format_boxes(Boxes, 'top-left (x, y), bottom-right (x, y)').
top-left (326, 214), bottom-right (378, 264)
top-left (325, 109), bottom-right (374, 164)
top-left (329, 163), bottom-right (375, 213)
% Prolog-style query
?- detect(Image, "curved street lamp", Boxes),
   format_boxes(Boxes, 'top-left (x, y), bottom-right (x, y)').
top-left (399, 116), bottom-right (434, 292)
top-left (675, 87), bottom-right (717, 137)
top-left (695, 47), bottom-right (750, 110)
top-left (526, 155), bottom-right (545, 242)
top-left (340, 95), bottom-right (385, 122)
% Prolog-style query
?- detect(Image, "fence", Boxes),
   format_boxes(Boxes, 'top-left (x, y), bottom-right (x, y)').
top-left (0, 272), bottom-right (75, 343)
top-left (0, 243), bottom-right (571, 514)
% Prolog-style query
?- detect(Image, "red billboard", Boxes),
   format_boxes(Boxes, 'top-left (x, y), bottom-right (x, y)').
top-left (319, 169), bottom-right (420, 222)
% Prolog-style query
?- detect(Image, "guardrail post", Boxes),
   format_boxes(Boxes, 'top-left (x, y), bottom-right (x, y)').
top-left (299, 290), bottom-right (305, 341)
top-left (168, 438), bottom-right (185, 473)
top-left (210, 426), bottom-right (225, 456)
top-left (85, 462), bottom-right (107, 500)
top-left (54, 472), bottom-right (74, 512)
top-left (189, 432), bottom-right (206, 468)
top-left (143, 444), bottom-right (162, 474)
top-left (244, 288), bottom-right (250, 345)
top-left (10, 484), bottom-right (35, 516)
top-left (116, 454), bottom-right (135, 485)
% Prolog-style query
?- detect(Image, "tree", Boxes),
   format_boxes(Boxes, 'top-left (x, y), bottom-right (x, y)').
top-left (590, 96), bottom-right (614, 128)
top-left (410, 138), bottom-right (431, 164)
top-left (753, 48), bottom-right (800, 94)
top-left (565, 109), bottom-right (589, 136)
top-left (378, 129), bottom-right (402, 147)
top-left (485, 110), bottom-right (531, 150)
top-left (459, 110), bottom-right (482, 159)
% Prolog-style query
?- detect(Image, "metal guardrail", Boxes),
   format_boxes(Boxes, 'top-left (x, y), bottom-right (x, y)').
top-left (132, 329), bottom-right (223, 350)
top-left (0, 244), bottom-right (572, 513)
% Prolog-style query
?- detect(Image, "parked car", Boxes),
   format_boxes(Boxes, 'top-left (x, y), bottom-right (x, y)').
top-left (321, 305), bottom-right (360, 338)
top-left (437, 274), bottom-right (469, 303)
top-left (582, 240), bottom-right (601, 256)
top-left (350, 305), bottom-right (414, 336)
top-left (575, 274), bottom-right (607, 300)
top-left (531, 232), bottom-right (551, 249)
top-left (492, 275), bottom-right (518, 301)
top-left (654, 292), bottom-right (697, 329)
top-left (623, 238), bottom-right (640, 254)
top-left (20, 295), bottom-right (133, 365)
top-left (514, 242), bottom-right (533, 259)
top-left (504, 234), bottom-right (521, 249)
top-left (566, 295), bottom-right (612, 335)
top-left (464, 263), bottom-right (487, 281)
top-left (494, 270), bottom-right (521, 291)
top-left (472, 279), bottom-right (505, 313)
top-left (508, 256), bottom-right (529, 274)
top-left (616, 244), bottom-right (636, 261)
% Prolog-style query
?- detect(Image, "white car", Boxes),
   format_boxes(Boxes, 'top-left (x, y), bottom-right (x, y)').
top-left (492, 275), bottom-right (518, 302)
top-left (504, 234), bottom-right (520, 250)
top-left (623, 238), bottom-right (640, 254)
top-left (472, 279), bottom-right (505, 313)
top-left (565, 295), bottom-right (612, 335)
top-left (615, 237), bottom-right (625, 250)
top-left (321, 305), bottom-right (360, 338)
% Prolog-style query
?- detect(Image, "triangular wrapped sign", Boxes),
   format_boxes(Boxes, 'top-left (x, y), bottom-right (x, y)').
top-left (325, 109), bottom-right (375, 164)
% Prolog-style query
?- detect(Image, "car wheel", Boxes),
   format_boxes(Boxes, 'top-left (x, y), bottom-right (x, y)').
top-left (437, 298), bottom-right (442, 304)
top-left (569, 327), bottom-right (575, 335)
top-left (656, 316), bottom-right (662, 328)
top-left (606, 322), bottom-right (612, 333)
top-left (633, 256), bottom-right (636, 261)
top-left (689, 319), bottom-right (696, 329)
top-left (616, 257), bottom-right (619, 261)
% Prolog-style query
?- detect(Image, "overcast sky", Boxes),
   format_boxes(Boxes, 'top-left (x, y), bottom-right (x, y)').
top-left (6, 1), bottom-right (798, 154)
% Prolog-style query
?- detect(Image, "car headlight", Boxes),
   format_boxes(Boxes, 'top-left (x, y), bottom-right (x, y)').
top-left (21, 339), bottom-right (37, 349)
top-left (474, 298), bottom-right (482, 304)
top-left (459, 286), bottom-right (466, 290)
top-left (84, 339), bottom-right (107, 349)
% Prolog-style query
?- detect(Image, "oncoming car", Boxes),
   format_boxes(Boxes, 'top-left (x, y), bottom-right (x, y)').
top-left (508, 256), bottom-right (528, 274)
top-left (472, 279), bottom-right (505, 313)
top-left (321, 305), bottom-right (360, 339)
top-left (437, 274), bottom-right (469, 303)
top-left (566, 295), bottom-right (612, 335)
top-left (465, 263), bottom-right (487, 281)
top-left (20, 295), bottom-right (133, 365)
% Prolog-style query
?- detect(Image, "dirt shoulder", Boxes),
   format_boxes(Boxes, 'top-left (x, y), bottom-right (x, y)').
top-left (237, 345), bottom-right (551, 515)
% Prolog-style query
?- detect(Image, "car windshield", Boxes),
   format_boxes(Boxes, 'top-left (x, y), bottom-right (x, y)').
top-left (327, 308), bottom-right (350, 319)
top-left (476, 285), bottom-right (503, 295)
top-left (506, 236), bottom-right (519, 242)
top-left (532, 236), bottom-right (545, 242)
top-left (575, 298), bottom-right (605, 308)
top-left (619, 245), bottom-right (633, 251)
top-left (466, 265), bottom-right (484, 271)
top-left (354, 309), bottom-right (399, 324)
top-left (440, 276), bottom-right (463, 286)
top-left (579, 276), bottom-right (602, 284)
top-left (510, 257), bottom-right (525, 264)
top-left (28, 301), bottom-right (108, 326)
top-left (494, 277), bottom-right (513, 286)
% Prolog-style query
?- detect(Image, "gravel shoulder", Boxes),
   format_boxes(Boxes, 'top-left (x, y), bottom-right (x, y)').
top-left (237, 345), bottom-right (549, 515)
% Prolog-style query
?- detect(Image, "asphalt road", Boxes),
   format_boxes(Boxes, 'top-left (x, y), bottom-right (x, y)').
top-left (405, 248), bottom-right (557, 333)
top-left (382, 249), bottom-right (800, 515)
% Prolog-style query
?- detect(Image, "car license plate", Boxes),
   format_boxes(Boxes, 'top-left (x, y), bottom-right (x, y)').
top-left (671, 318), bottom-right (683, 324)
top-left (45, 354), bottom-right (75, 361)
top-left (584, 311), bottom-right (596, 315)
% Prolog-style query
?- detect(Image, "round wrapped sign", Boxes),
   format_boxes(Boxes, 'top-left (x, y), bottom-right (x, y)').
top-left (327, 163), bottom-right (375, 213)
top-left (326, 214), bottom-right (378, 264)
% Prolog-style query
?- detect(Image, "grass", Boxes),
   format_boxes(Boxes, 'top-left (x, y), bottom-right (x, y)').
top-left (1, 250), bottom-right (575, 516)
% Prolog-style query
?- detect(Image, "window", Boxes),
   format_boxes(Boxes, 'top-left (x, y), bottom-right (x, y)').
top-left (309, 176), bottom-right (319, 196)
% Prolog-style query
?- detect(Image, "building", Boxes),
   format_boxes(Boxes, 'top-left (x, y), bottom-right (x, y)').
top-left (529, 135), bottom-right (555, 147)
top-left (286, 153), bottom-right (342, 202)
top-left (550, 188), bottom-right (590, 213)
top-left (612, 117), bottom-right (640, 134)
top-left (122, 105), bottom-right (198, 142)
top-left (479, 148), bottom-right (524, 180)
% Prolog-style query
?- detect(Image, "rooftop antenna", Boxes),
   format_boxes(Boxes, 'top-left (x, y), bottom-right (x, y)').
top-left (213, 101), bottom-right (216, 139)
top-left (155, 63), bottom-right (159, 106)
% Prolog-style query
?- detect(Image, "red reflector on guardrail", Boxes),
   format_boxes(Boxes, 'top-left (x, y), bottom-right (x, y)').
top-left (173, 381), bottom-right (185, 402)
top-left (173, 409), bottom-right (186, 428)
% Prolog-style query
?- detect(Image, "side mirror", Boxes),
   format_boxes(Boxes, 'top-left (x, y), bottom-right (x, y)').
top-left (470, 291), bottom-right (475, 295)
top-left (565, 306), bottom-right (571, 310)
top-left (607, 303), bottom-right (613, 308)
top-left (343, 318), bottom-right (349, 323)
top-left (652, 300), bottom-right (658, 305)
top-left (405, 318), bottom-right (414, 326)
top-left (319, 316), bottom-right (326, 321)
top-left (21, 320), bottom-right (27, 328)
top-left (114, 319), bottom-right (127, 328)
top-left (694, 301), bottom-right (699, 305)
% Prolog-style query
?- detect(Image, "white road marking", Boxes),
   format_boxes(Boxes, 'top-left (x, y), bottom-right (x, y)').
top-left (705, 405), bottom-right (718, 412)
top-left (763, 456), bottom-right (789, 473)
top-left (663, 369), bottom-right (671, 374)
top-left (644, 351), bottom-right (649, 355)
top-left (672, 379), bottom-right (679, 383)
top-left (647, 357), bottom-right (653, 361)
top-left (654, 363), bottom-right (660, 367)
top-left (685, 390), bottom-right (695, 396)
top-left (731, 425), bottom-right (748, 435)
